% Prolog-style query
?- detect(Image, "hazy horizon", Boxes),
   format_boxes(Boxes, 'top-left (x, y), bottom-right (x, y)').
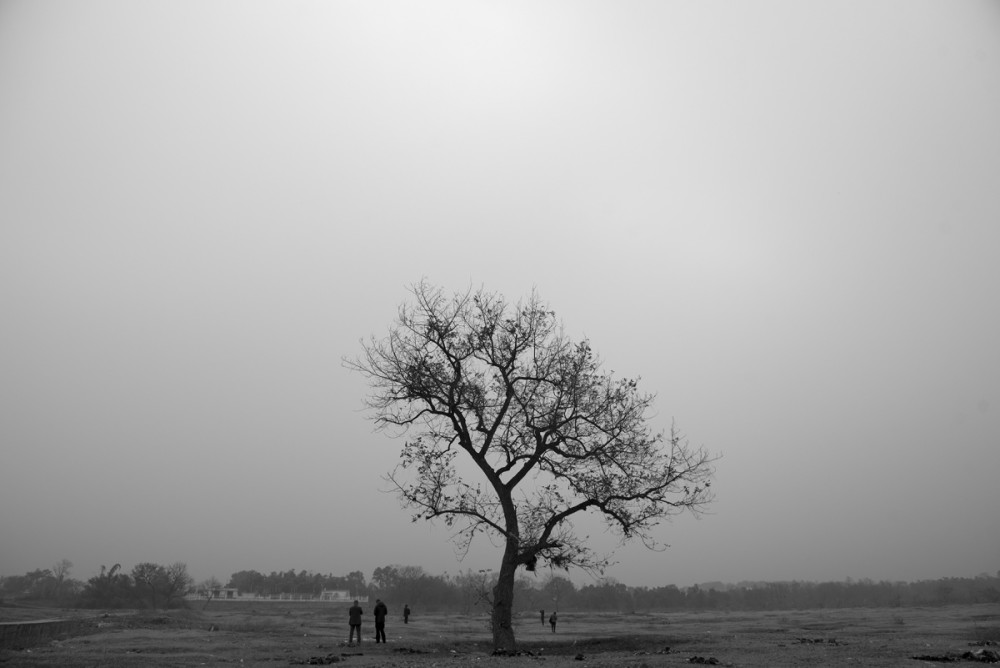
top-left (6, 556), bottom-right (997, 592)
top-left (2, 1), bottom-right (997, 591)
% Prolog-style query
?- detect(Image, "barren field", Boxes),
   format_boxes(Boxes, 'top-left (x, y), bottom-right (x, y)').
top-left (1, 602), bottom-right (997, 667)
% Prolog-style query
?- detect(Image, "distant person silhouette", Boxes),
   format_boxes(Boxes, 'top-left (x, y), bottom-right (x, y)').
top-left (549, 611), bottom-right (557, 633)
top-left (403, 604), bottom-right (410, 624)
top-left (348, 599), bottom-right (363, 644)
top-left (540, 609), bottom-right (545, 625)
top-left (374, 598), bottom-right (388, 643)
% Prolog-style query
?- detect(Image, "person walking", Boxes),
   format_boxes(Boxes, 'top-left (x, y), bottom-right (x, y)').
top-left (549, 611), bottom-right (557, 633)
top-left (540, 609), bottom-right (545, 626)
top-left (403, 604), bottom-right (410, 624)
top-left (348, 599), bottom-right (363, 644)
top-left (374, 598), bottom-right (388, 643)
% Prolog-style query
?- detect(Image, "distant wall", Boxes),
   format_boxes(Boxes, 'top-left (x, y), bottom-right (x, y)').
top-left (0, 618), bottom-right (94, 649)
top-left (187, 593), bottom-right (370, 603)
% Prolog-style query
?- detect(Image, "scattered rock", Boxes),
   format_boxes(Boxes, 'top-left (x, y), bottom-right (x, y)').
top-left (688, 657), bottom-right (720, 665)
top-left (911, 649), bottom-right (1000, 663)
top-left (967, 650), bottom-right (1000, 663)
top-left (290, 654), bottom-right (342, 665)
top-left (912, 655), bottom-right (959, 663)
top-left (491, 648), bottom-right (535, 657)
top-left (574, 653), bottom-right (585, 660)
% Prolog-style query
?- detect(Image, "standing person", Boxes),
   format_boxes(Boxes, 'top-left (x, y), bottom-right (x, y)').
top-left (403, 604), bottom-right (410, 624)
top-left (373, 598), bottom-right (388, 643)
top-left (540, 609), bottom-right (545, 626)
top-left (549, 611), bottom-right (557, 633)
top-left (348, 599), bottom-right (363, 644)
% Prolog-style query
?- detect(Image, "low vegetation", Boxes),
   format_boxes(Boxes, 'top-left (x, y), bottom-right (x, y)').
top-left (3, 561), bottom-right (999, 612)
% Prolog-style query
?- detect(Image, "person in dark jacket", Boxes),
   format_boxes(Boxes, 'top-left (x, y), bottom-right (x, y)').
top-left (403, 604), bottom-right (410, 624)
top-left (374, 598), bottom-right (388, 643)
top-left (549, 611), bottom-right (557, 633)
top-left (348, 600), bottom-right (363, 644)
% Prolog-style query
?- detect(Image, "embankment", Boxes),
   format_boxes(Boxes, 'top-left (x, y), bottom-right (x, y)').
top-left (0, 617), bottom-right (95, 649)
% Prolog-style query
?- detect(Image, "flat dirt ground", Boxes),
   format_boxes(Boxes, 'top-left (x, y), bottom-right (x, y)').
top-left (1, 602), bottom-right (997, 667)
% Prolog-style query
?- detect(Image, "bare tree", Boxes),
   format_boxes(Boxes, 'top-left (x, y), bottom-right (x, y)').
top-left (197, 576), bottom-right (223, 596)
top-left (197, 576), bottom-right (223, 610)
top-left (52, 559), bottom-right (72, 600)
top-left (132, 563), bottom-right (162, 608)
top-left (345, 281), bottom-right (716, 652)
top-left (162, 562), bottom-right (194, 606)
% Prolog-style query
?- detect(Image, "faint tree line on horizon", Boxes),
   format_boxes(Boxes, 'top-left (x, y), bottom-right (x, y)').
top-left (0, 560), bottom-right (193, 609)
top-left (225, 568), bottom-right (368, 599)
top-left (3, 562), bottom-right (997, 611)
top-left (0, 559), bottom-right (80, 604)
top-left (353, 567), bottom-right (1000, 613)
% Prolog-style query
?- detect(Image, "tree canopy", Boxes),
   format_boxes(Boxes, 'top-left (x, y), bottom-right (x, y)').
top-left (346, 281), bottom-right (716, 650)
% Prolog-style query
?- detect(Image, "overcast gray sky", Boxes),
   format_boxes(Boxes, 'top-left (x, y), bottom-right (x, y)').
top-left (2, 1), bottom-right (998, 589)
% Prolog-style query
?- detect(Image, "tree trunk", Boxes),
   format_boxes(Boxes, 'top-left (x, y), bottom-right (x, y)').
top-left (490, 550), bottom-right (518, 653)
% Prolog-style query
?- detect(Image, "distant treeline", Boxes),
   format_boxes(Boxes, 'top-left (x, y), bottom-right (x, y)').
top-left (347, 568), bottom-right (1000, 612)
top-left (3, 561), bottom-right (998, 612)
top-left (581, 575), bottom-right (1000, 612)
top-left (0, 561), bottom-right (193, 609)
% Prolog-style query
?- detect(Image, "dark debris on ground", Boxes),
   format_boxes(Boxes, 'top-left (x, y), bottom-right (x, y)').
top-left (911, 649), bottom-right (1000, 663)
